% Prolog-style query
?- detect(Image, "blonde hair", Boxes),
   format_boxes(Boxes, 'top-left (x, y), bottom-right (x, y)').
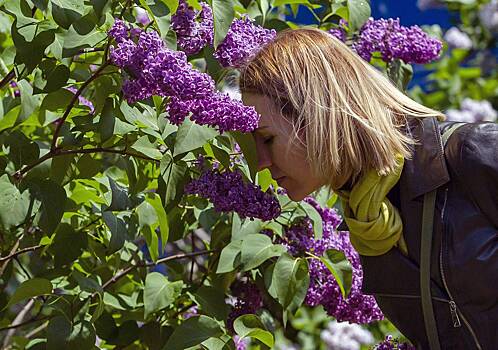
top-left (238, 27), bottom-right (445, 190)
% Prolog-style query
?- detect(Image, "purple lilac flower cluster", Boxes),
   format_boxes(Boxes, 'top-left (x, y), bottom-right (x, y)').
top-left (277, 197), bottom-right (383, 324)
top-left (353, 17), bottom-right (442, 64)
top-left (166, 93), bottom-right (258, 133)
top-left (374, 335), bottom-right (416, 350)
top-left (227, 280), bottom-right (263, 333)
top-left (108, 20), bottom-right (259, 132)
top-left (184, 168), bottom-right (281, 221)
top-left (213, 16), bottom-right (276, 68)
top-left (171, 0), bottom-right (214, 55)
top-left (65, 87), bottom-right (95, 114)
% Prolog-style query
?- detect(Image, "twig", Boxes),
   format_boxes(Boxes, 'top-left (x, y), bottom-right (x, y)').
top-left (92, 249), bottom-right (217, 298)
top-left (0, 315), bottom-right (51, 332)
top-left (0, 238), bottom-right (20, 276)
top-left (0, 245), bottom-right (43, 263)
top-left (14, 146), bottom-right (158, 180)
top-left (1, 299), bottom-right (35, 346)
top-left (0, 69), bottom-right (15, 90)
top-left (50, 62), bottom-right (110, 151)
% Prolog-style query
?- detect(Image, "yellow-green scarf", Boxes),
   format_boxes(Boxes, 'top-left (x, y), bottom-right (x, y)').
top-left (336, 155), bottom-right (408, 256)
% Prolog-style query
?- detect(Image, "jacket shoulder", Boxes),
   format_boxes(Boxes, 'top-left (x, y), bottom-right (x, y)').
top-left (445, 122), bottom-right (498, 227)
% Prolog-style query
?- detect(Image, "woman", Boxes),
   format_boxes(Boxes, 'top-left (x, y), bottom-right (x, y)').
top-left (239, 28), bottom-right (497, 350)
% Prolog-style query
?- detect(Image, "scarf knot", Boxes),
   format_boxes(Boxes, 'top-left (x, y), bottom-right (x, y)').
top-left (336, 155), bottom-right (408, 256)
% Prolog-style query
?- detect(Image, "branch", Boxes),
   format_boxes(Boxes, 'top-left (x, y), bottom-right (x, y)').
top-left (0, 245), bottom-right (44, 263)
top-left (93, 249), bottom-right (217, 298)
top-left (0, 69), bottom-right (15, 90)
top-left (1, 299), bottom-right (34, 345)
top-left (50, 61), bottom-right (110, 151)
top-left (14, 146), bottom-right (158, 180)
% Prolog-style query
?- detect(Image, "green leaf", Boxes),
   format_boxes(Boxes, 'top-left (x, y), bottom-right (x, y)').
top-left (146, 193), bottom-right (169, 246)
top-left (216, 240), bottom-right (242, 273)
top-left (12, 19), bottom-right (55, 74)
top-left (138, 0), bottom-right (172, 37)
top-left (144, 273), bottom-right (183, 318)
top-left (192, 286), bottom-right (229, 321)
top-left (107, 177), bottom-right (131, 211)
top-left (233, 314), bottom-right (274, 348)
top-left (231, 215), bottom-right (262, 241)
top-left (240, 234), bottom-right (285, 271)
top-left (273, 253), bottom-right (310, 310)
top-left (300, 201), bottom-right (323, 239)
top-left (41, 89), bottom-right (73, 112)
top-left (102, 212), bottom-right (127, 254)
top-left (347, 0), bottom-right (371, 31)
top-left (29, 179), bottom-right (67, 235)
top-left (47, 317), bottom-right (96, 350)
top-left (230, 132), bottom-right (257, 180)
top-left (51, 0), bottom-right (86, 29)
top-left (52, 223), bottom-right (88, 267)
top-left (6, 130), bottom-right (40, 169)
top-left (173, 116), bottom-right (218, 156)
top-left (272, 0), bottom-right (321, 8)
top-left (321, 249), bottom-right (353, 298)
top-left (137, 200), bottom-right (158, 228)
top-left (17, 80), bottom-right (40, 122)
top-left (4, 278), bottom-right (52, 309)
top-left (0, 174), bottom-right (30, 230)
top-left (387, 59), bottom-right (413, 91)
top-left (162, 315), bottom-right (223, 350)
top-left (211, 0), bottom-right (234, 48)
top-left (61, 26), bottom-right (106, 57)
top-left (160, 154), bottom-right (187, 205)
top-left (256, 169), bottom-right (273, 192)
top-left (132, 136), bottom-right (163, 160)
top-left (33, 60), bottom-right (70, 94)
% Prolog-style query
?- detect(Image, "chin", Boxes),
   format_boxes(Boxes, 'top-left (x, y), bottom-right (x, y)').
top-left (285, 188), bottom-right (308, 202)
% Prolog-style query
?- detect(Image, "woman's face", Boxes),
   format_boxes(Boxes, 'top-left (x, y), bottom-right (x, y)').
top-left (242, 92), bottom-right (325, 201)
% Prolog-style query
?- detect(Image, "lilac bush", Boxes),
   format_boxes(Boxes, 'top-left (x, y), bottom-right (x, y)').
top-left (277, 197), bottom-right (384, 324)
top-left (108, 20), bottom-right (260, 132)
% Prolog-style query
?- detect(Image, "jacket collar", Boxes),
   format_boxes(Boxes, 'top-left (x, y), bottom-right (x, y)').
top-left (400, 116), bottom-right (450, 201)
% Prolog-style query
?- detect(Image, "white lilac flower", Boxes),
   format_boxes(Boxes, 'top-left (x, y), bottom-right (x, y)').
top-left (417, 0), bottom-right (444, 11)
top-left (446, 98), bottom-right (498, 122)
top-left (460, 98), bottom-right (498, 121)
top-left (444, 27), bottom-right (472, 50)
top-left (320, 320), bottom-right (374, 350)
top-left (479, 0), bottom-right (498, 33)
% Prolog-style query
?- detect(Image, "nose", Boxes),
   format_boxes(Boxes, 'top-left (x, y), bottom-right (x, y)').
top-left (254, 136), bottom-right (272, 172)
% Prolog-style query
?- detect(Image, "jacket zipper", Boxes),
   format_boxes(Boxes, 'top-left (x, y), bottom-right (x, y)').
top-left (439, 187), bottom-right (483, 350)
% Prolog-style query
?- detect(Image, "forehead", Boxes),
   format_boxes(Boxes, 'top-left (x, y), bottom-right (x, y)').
top-left (241, 93), bottom-right (284, 130)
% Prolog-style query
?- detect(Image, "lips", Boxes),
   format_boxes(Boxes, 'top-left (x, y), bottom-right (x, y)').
top-left (275, 176), bottom-right (286, 184)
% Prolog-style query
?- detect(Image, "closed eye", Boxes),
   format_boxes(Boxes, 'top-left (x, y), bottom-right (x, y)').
top-left (263, 136), bottom-right (274, 145)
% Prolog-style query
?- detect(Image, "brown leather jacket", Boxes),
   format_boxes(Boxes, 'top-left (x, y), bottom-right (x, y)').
top-left (338, 117), bottom-right (498, 349)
